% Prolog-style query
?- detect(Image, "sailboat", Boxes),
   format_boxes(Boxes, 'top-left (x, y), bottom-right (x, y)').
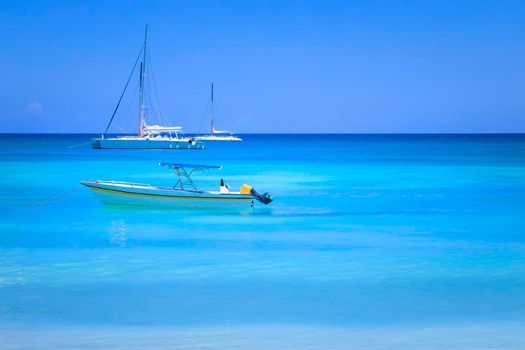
top-left (92, 26), bottom-right (204, 150)
top-left (194, 83), bottom-right (242, 142)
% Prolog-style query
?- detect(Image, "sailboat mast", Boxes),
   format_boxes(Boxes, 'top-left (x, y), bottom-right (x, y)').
top-left (138, 25), bottom-right (148, 137)
top-left (211, 83), bottom-right (215, 134)
top-left (138, 62), bottom-right (143, 136)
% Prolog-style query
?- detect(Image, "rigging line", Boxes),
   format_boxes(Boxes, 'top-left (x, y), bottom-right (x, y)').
top-left (24, 188), bottom-right (82, 208)
top-left (198, 99), bottom-right (212, 134)
top-left (142, 55), bottom-right (157, 125)
top-left (103, 43), bottom-right (145, 136)
top-left (118, 79), bottom-right (141, 132)
top-left (146, 48), bottom-right (167, 124)
top-left (145, 84), bottom-right (156, 123)
top-left (146, 48), bottom-right (160, 115)
top-left (210, 83), bottom-right (215, 131)
top-left (213, 98), bottom-right (222, 128)
top-left (144, 69), bottom-right (160, 125)
top-left (148, 49), bottom-right (172, 128)
top-left (114, 78), bottom-right (140, 133)
top-left (68, 141), bottom-right (93, 148)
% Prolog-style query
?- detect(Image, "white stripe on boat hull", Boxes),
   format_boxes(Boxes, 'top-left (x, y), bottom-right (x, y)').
top-left (82, 182), bottom-right (253, 208)
top-left (193, 135), bottom-right (242, 141)
top-left (92, 139), bottom-right (204, 149)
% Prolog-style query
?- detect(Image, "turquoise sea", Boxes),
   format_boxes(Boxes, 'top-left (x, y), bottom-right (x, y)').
top-left (1, 134), bottom-right (525, 349)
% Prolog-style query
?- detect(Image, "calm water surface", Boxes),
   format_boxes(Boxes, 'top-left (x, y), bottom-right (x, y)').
top-left (1, 134), bottom-right (524, 349)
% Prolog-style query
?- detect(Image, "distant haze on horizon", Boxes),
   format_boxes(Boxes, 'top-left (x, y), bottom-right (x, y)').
top-left (1, 0), bottom-right (525, 134)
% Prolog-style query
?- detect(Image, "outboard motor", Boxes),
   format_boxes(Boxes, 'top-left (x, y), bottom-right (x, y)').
top-left (240, 184), bottom-right (273, 205)
top-left (250, 188), bottom-right (273, 205)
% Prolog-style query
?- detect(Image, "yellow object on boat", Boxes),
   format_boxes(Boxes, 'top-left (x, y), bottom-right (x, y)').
top-left (240, 184), bottom-right (252, 194)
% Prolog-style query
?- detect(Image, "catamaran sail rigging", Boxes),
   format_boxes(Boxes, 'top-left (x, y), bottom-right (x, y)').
top-left (103, 43), bottom-right (144, 137)
top-left (92, 25), bottom-right (203, 149)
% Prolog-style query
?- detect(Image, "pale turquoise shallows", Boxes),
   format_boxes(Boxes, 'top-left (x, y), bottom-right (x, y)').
top-left (1, 134), bottom-right (525, 349)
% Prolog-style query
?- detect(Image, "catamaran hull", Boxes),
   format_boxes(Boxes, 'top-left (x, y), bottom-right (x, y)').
top-left (81, 182), bottom-right (253, 208)
top-left (193, 135), bottom-right (242, 142)
top-left (92, 139), bottom-right (205, 149)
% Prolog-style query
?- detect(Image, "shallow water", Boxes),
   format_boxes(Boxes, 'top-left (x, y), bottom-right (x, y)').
top-left (1, 134), bottom-right (524, 349)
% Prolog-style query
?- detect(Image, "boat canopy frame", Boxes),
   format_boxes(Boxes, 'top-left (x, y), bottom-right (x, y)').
top-left (158, 162), bottom-right (222, 191)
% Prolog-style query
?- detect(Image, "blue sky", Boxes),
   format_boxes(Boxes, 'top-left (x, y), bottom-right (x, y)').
top-left (1, 0), bottom-right (524, 133)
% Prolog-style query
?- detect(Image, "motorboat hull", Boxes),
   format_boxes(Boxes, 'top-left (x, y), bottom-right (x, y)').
top-left (92, 138), bottom-right (205, 149)
top-left (81, 181), bottom-right (253, 208)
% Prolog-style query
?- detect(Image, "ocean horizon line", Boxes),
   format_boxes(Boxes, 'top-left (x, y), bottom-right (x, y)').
top-left (1, 132), bottom-right (525, 136)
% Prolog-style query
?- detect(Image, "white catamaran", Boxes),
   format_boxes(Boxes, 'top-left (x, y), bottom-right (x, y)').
top-left (92, 26), bottom-right (204, 150)
top-left (194, 83), bottom-right (242, 142)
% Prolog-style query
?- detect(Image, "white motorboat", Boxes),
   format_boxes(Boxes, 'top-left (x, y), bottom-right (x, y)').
top-left (81, 163), bottom-right (272, 208)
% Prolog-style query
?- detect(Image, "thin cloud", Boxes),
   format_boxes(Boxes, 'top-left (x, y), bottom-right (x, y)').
top-left (21, 101), bottom-right (44, 115)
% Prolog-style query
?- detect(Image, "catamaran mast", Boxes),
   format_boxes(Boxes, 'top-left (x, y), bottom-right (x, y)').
top-left (138, 25), bottom-right (148, 137)
top-left (210, 82), bottom-right (215, 134)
